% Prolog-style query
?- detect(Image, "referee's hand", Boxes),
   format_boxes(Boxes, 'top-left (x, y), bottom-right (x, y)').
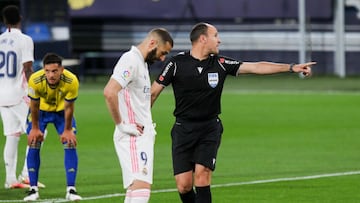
top-left (293, 62), bottom-right (316, 77)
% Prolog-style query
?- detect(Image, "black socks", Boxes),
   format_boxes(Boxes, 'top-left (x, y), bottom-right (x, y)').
top-left (179, 189), bottom-right (195, 203)
top-left (195, 186), bottom-right (211, 203)
top-left (179, 185), bottom-right (212, 203)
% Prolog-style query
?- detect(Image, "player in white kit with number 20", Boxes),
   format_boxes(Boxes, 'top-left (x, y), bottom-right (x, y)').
top-left (0, 5), bottom-right (37, 189)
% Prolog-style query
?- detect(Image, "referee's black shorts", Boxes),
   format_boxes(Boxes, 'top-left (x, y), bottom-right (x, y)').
top-left (171, 117), bottom-right (223, 175)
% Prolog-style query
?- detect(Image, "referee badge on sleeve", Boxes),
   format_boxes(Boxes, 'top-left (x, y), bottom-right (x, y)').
top-left (208, 73), bottom-right (219, 88)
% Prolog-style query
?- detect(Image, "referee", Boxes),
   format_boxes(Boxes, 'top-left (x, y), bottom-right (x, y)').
top-left (151, 22), bottom-right (315, 203)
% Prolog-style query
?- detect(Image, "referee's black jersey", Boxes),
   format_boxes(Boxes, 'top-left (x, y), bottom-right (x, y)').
top-left (156, 51), bottom-right (242, 121)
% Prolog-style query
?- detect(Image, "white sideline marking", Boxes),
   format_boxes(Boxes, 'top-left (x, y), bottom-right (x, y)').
top-left (2, 171), bottom-right (359, 202)
top-left (225, 89), bottom-right (360, 95)
top-left (81, 89), bottom-right (360, 95)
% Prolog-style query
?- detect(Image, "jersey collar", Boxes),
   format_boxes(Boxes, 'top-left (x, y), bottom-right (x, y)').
top-left (131, 46), bottom-right (144, 62)
top-left (4, 28), bottom-right (21, 34)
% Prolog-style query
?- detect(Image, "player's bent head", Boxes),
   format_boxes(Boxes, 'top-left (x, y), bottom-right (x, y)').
top-left (43, 53), bottom-right (63, 67)
top-left (2, 5), bottom-right (21, 25)
top-left (150, 28), bottom-right (174, 48)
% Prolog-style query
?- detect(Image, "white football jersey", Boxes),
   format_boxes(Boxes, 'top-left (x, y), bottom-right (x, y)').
top-left (111, 46), bottom-right (153, 126)
top-left (0, 28), bottom-right (34, 106)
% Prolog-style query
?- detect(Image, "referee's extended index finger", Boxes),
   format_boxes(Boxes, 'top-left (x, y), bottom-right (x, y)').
top-left (306, 62), bottom-right (317, 67)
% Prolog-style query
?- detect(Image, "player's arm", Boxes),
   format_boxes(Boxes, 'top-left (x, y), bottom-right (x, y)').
top-left (151, 59), bottom-right (174, 106)
top-left (103, 78), bottom-right (142, 136)
top-left (150, 81), bottom-right (165, 107)
top-left (63, 101), bottom-right (75, 132)
top-left (22, 36), bottom-right (34, 81)
top-left (60, 100), bottom-right (77, 147)
top-left (23, 61), bottom-right (33, 81)
top-left (104, 78), bottom-right (123, 124)
top-left (28, 99), bottom-right (43, 146)
top-left (238, 61), bottom-right (316, 76)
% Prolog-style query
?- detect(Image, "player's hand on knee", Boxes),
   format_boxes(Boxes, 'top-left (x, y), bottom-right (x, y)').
top-left (116, 123), bottom-right (142, 136)
top-left (28, 129), bottom-right (44, 147)
top-left (60, 131), bottom-right (77, 147)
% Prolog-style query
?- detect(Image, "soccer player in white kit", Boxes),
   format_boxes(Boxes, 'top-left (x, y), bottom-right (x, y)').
top-left (0, 5), bottom-right (35, 189)
top-left (104, 28), bottom-right (173, 203)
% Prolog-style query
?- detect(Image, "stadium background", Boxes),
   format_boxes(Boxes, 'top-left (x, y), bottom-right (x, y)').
top-left (1, 0), bottom-right (360, 78)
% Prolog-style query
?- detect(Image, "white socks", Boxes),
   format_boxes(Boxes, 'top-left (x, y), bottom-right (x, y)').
top-left (4, 135), bottom-right (20, 184)
top-left (124, 189), bottom-right (151, 203)
top-left (19, 146), bottom-right (30, 178)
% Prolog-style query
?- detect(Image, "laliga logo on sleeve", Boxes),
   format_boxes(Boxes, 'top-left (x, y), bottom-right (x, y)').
top-left (28, 87), bottom-right (35, 96)
top-left (122, 70), bottom-right (130, 79)
top-left (208, 73), bottom-right (218, 88)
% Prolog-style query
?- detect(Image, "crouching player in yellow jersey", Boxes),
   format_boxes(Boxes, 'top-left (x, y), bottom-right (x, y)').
top-left (24, 53), bottom-right (82, 201)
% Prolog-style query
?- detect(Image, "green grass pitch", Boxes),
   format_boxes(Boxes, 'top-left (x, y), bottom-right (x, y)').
top-left (0, 75), bottom-right (360, 202)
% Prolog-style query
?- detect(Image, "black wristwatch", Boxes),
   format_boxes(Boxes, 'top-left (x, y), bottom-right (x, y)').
top-left (289, 63), bottom-right (295, 73)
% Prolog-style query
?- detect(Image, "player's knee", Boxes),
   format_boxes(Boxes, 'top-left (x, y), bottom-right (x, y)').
top-left (62, 142), bottom-right (76, 149)
top-left (128, 180), bottom-right (151, 190)
top-left (175, 171), bottom-right (193, 193)
top-left (29, 141), bottom-right (42, 149)
top-left (7, 132), bottom-right (21, 138)
top-left (194, 167), bottom-right (212, 186)
top-left (177, 183), bottom-right (193, 194)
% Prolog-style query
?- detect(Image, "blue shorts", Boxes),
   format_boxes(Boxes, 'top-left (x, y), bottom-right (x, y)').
top-left (26, 110), bottom-right (77, 135)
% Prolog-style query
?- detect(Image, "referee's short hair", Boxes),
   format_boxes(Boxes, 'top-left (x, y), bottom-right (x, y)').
top-left (2, 5), bottom-right (21, 25)
top-left (190, 22), bottom-right (209, 43)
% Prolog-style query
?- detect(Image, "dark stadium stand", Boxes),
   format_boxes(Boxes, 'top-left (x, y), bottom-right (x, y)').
top-left (2, 0), bottom-right (360, 78)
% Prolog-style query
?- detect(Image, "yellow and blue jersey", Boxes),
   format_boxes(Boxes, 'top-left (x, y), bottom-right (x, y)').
top-left (28, 69), bottom-right (79, 112)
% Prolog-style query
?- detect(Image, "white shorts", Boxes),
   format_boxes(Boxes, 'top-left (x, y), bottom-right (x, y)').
top-left (113, 124), bottom-right (156, 189)
top-left (0, 101), bottom-right (28, 136)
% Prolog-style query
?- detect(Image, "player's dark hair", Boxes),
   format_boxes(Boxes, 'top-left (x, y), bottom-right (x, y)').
top-left (43, 53), bottom-right (63, 66)
top-left (190, 22), bottom-right (208, 43)
top-left (151, 28), bottom-right (174, 47)
top-left (2, 5), bottom-right (21, 25)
